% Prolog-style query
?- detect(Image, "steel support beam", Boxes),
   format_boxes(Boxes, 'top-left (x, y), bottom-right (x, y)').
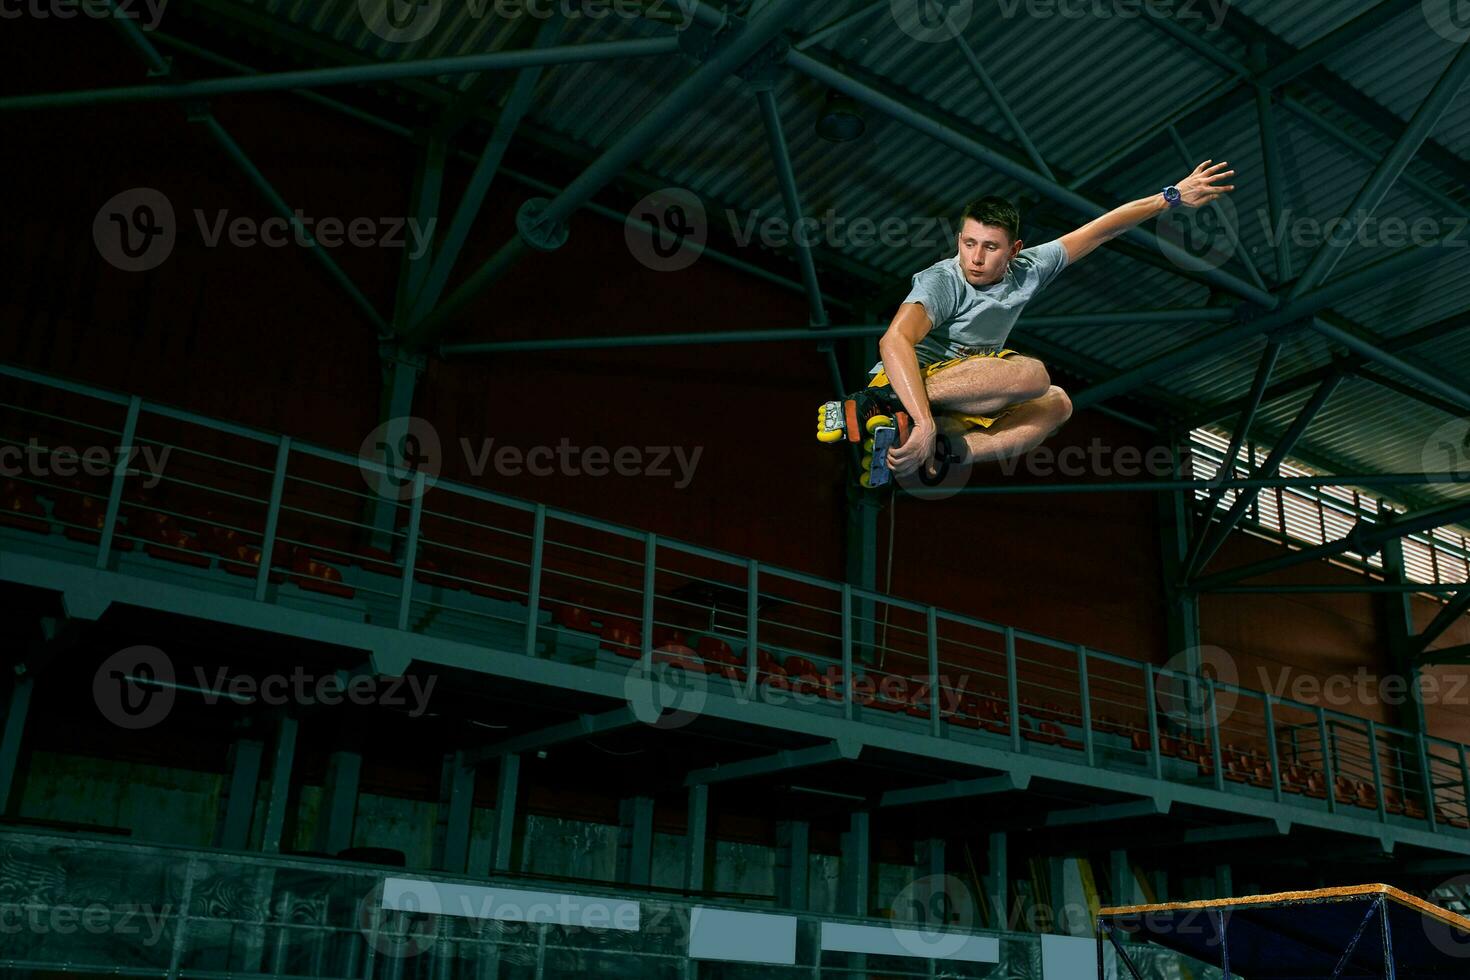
top-left (1255, 85), bottom-right (1294, 282)
top-left (776, 820), bottom-right (810, 909)
top-left (986, 832), bottom-right (1008, 930)
top-left (1165, 125), bottom-right (1265, 290)
top-left (1380, 508), bottom-right (1428, 736)
top-left (146, 32), bottom-right (853, 315)
top-left (756, 88), bottom-right (831, 330)
top-left (1188, 310), bottom-right (1470, 430)
top-left (1044, 798), bottom-right (1170, 828)
top-left (492, 753), bottom-right (520, 873)
top-left (1186, 339), bottom-right (1283, 572)
top-left (1208, 584), bottom-right (1470, 595)
top-left (937, 472), bottom-right (1470, 497)
top-left (1288, 42), bottom-right (1470, 297)
top-left (260, 712), bottom-right (297, 853)
top-left (410, 15), bottom-right (567, 322)
top-left (0, 39), bottom-right (682, 111)
top-left (1415, 588), bottom-right (1470, 656)
top-left (392, 136), bottom-right (447, 333)
top-left (104, 9), bottom-right (391, 337)
top-left (841, 810), bottom-right (871, 917)
top-left (617, 795), bottom-right (655, 886)
top-left (464, 707), bottom-right (638, 766)
top-left (1180, 818), bottom-right (1291, 844)
top-left (413, 0), bottom-right (811, 342)
top-left (1309, 319), bottom-right (1470, 413)
top-left (685, 738), bottom-right (862, 786)
top-left (313, 747), bottom-right (362, 856)
top-left (785, 50), bottom-right (1277, 310)
top-left (215, 735), bottom-right (264, 851)
top-left (686, 783), bottom-right (709, 892)
top-left (1073, 228), bottom-right (1465, 411)
top-left (1189, 499), bottom-right (1470, 591)
top-left (439, 308), bottom-right (1236, 356)
top-left (878, 772), bottom-right (1030, 809)
top-left (1256, 1), bottom-right (1422, 90)
top-left (0, 672), bottom-right (34, 816)
top-left (1419, 642), bottom-right (1470, 666)
top-left (793, 0), bottom-right (888, 51)
top-left (1183, 373), bottom-right (1344, 577)
top-left (435, 750), bottom-right (476, 874)
top-left (952, 35), bottom-right (1053, 179)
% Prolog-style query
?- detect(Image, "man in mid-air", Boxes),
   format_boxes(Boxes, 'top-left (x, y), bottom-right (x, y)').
top-left (818, 160), bottom-right (1236, 486)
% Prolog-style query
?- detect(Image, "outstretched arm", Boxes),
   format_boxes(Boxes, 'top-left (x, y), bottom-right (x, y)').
top-left (1057, 160), bottom-right (1236, 264)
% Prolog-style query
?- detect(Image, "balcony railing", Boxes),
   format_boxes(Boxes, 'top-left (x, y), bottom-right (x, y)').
top-left (2, 361), bottom-right (1468, 841)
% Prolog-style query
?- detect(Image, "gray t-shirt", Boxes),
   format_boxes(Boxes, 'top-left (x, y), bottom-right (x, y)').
top-left (871, 240), bottom-right (1069, 373)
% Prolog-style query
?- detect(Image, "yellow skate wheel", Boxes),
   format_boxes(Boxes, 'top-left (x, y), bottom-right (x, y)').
top-left (817, 428), bottom-right (845, 444)
top-left (861, 454), bottom-right (874, 470)
top-left (859, 472), bottom-right (874, 488)
top-left (863, 438), bottom-right (876, 453)
top-left (865, 414), bottom-right (894, 436)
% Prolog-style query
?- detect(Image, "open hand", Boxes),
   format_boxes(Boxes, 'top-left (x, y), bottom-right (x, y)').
top-left (1176, 160), bottom-right (1236, 207)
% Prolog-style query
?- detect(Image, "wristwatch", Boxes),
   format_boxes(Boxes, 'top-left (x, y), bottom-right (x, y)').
top-left (1163, 185), bottom-right (1183, 208)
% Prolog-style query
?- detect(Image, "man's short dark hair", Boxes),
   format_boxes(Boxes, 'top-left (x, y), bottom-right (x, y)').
top-left (960, 196), bottom-right (1020, 242)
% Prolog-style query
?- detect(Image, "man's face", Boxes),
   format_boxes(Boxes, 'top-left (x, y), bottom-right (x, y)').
top-left (957, 219), bottom-right (1022, 287)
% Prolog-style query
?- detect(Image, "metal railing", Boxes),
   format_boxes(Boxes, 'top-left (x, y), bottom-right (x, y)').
top-left (2, 362), bottom-right (1467, 838)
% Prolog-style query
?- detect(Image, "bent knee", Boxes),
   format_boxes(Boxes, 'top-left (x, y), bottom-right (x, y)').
top-left (1046, 385), bottom-right (1073, 424)
top-left (1015, 357), bottom-right (1052, 400)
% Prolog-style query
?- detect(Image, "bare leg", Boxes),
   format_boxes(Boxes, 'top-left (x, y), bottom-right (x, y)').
top-left (926, 355), bottom-right (1051, 418)
top-left (952, 386), bottom-right (1073, 465)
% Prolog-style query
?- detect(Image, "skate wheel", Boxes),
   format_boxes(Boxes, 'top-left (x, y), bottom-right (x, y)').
top-left (859, 472), bottom-right (874, 489)
top-left (817, 401), bottom-right (846, 443)
top-left (861, 454), bottom-right (874, 471)
top-left (863, 437), bottom-right (876, 453)
top-left (865, 413), bottom-right (894, 436)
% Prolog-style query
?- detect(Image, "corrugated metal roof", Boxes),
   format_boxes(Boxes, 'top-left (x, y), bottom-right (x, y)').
top-left (168, 0), bottom-right (1469, 517)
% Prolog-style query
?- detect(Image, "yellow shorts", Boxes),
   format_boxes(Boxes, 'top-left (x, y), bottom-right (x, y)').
top-left (869, 349), bottom-right (1019, 430)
